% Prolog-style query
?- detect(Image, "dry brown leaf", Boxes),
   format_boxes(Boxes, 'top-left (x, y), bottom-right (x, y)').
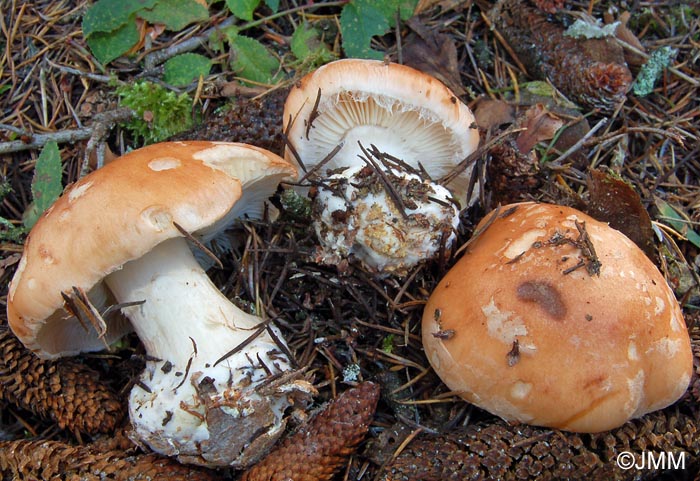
top-left (402, 18), bottom-right (465, 96)
top-left (586, 169), bottom-right (657, 261)
top-left (473, 98), bottom-right (516, 131)
top-left (514, 103), bottom-right (564, 153)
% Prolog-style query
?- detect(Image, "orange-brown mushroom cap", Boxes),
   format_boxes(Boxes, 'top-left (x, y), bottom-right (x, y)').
top-left (422, 201), bottom-right (692, 432)
top-left (8, 141), bottom-right (296, 359)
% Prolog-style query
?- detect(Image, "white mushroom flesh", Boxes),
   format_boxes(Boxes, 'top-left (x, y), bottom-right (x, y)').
top-left (312, 165), bottom-right (459, 274)
top-left (104, 236), bottom-right (314, 467)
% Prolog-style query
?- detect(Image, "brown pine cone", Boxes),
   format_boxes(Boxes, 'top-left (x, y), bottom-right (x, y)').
top-left (0, 438), bottom-right (218, 481)
top-left (241, 381), bottom-right (380, 481)
top-left (379, 408), bottom-right (699, 481)
top-left (0, 328), bottom-right (124, 435)
top-left (489, 0), bottom-right (631, 113)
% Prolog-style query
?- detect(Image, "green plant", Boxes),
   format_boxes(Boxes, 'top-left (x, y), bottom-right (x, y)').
top-left (340, 0), bottom-right (418, 59)
top-left (82, 0), bottom-right (208, 65)
top-left (117, 81), bottom-right (193, 144)
top-left (23, 141), bottom-right (63, 230)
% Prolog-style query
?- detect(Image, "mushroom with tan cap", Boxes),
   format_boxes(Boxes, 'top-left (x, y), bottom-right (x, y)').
top-left (283, 59), bottom-right (480, 274)
top-left (7, 141), bottom-right (315, 467)
top-left (422, 201), bottom-right (693, 433)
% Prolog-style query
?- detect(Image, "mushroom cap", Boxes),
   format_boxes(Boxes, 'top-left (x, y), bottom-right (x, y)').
top-left (283, 59), bottom-right (480, 203)
top-left (422, 201), bottom-right (693, 432)
top-left (8, 141), bottom-right (296, 359)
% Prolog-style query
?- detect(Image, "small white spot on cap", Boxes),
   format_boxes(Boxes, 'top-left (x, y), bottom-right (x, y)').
top-left (27, 278), bottom-right (37, 290)
top-left (140, 206), bottom-right (173, 233)
top-left (68, 180), bottom-right (93, 203)
top-left (628, 341), bottom-right (639, 361)
top-left (654, 296), bottom-right (666, 316)
top-left (148, 157), bottom-right (181, 171)
top-left (625, 370), bottom-right (645, 415)
top-left (8, 255), bottom-right (27, 298)
top-left (670, 310), bottom-right (684, 332)
top-left (502, 229), bottom-right (545, 259)
top-left (648, 338), bottom-right (682, 358)
top-left (482, 298), bottom-right (528, 345)
top-left (510, 381), bottom-right (532, 400)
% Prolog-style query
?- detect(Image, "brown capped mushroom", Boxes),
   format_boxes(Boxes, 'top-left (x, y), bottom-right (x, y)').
top-left (422, 201), bottom-right (693, 432)
top-left (7, 141), bottom-right (315, 467)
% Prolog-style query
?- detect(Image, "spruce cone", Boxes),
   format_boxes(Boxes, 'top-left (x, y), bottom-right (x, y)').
top-left (379, 408), bottom-right (699, 480)
top-left (0, 328), bottom-right (124, 434)
top-left (490, 0), bottom-right (631, 113)
top-left (241, 381), bottom-right (380, 481)
top-left (0, 438), bottom-right (218, 480)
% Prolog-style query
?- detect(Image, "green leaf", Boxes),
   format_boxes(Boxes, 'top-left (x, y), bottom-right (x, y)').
top-left (86, 20), bottom-right (141, 64)
top-left (290, 22), bottom-right (336, 72)
top-left (654, 198), bottom-right (700, 249)
top-left (230, 35), bottom-right (282, 84)
top-left (82, 0), bottom-right (156, 37)
top-left (264, 0), bottom-right (279, 12)
top-left (164, 53), bottom-right (212, 86)
top-left (139, 0), bottom-right (209, 31)
top-left (24, 141), bottom-right (63, 229)
top-left (374, 0), bottom-right (418, 22)
top-left (225, 0), bottom-right (260, 21)
top-left (340, 0), bottom-right (390, 59)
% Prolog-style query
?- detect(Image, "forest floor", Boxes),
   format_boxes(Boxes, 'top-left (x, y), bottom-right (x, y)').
top-left (1, 0), bottom-right (699, 480)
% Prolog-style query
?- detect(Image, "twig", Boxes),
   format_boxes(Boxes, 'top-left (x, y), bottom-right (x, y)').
top-left (0, 109), bottom-right (135, 171)
top-left (547, 117), bottom-right (608, 167)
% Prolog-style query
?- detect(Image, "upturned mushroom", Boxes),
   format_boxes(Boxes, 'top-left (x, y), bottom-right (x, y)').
top-left (283, 59), bottom-right (480, 274)
top-left (422, 201), bottom-right (693, 432)
top-left (7, 141), bottom-right (315, 467)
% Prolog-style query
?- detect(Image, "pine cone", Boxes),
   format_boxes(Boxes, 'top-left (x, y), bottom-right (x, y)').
top-left (241, 381), bottom-right (380, 481)
top-left (0, 328), bottom-right (124, 435)
top-left (0, 438), bottom-right (218, 480)
top-left (489, 0), bottom-right (631, 113)
top-left (379, 408), bottom-right (699, 480)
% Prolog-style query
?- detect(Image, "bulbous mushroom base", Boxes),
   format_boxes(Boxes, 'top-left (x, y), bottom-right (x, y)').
top-left (130, 358), bottom-right (315, 468)
top-left (311, 165), bottom-right (460, 275)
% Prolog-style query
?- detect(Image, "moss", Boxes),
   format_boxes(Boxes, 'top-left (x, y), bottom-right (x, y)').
top-left (117, 81), bottom-right (193, 145)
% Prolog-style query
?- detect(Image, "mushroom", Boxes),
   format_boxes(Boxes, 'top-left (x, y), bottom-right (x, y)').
top-left (283, 59), bottom-right (480, 274)
top-left (422, 201), bottom-right (693, 432)
top-left (7, 141), bottom-right (315, 467)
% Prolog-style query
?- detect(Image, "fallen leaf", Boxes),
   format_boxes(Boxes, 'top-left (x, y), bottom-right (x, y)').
top-left (402, 17), bottom-right (465, 96)
top-left (473, 98), bottom-right (515, 131)
top-left (586, 169), bottom-right (656, 260)
top-left (514, 103), bottom-right (563, 153)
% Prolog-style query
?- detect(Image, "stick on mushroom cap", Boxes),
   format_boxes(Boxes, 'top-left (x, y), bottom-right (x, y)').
top-left (283, 58), bottom-right (480, 203)
top-left (7, 140), bottom-right (295, 358)
top-left (422, 201), bottom-right (693, 433)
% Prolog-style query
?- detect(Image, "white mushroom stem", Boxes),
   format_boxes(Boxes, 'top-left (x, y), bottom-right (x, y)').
top-left (104, 236), bottom-right (313, 467)
top-left (312, 165), bottom-right (460, 274)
